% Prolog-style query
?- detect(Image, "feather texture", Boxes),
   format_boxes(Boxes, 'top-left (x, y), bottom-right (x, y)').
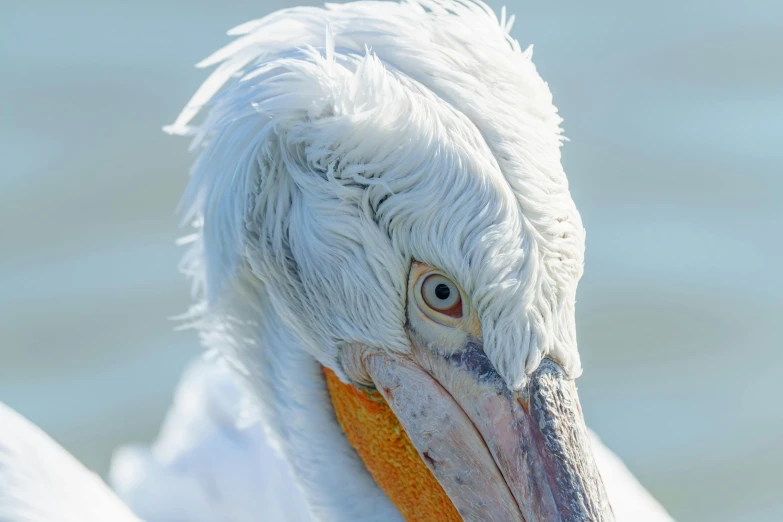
top-left (107, 356), bottom-right (674, 522)
top-left (110, 357), bottom-right (313, 522)
top-left (0, 2), bottom-right (674, 521)
top-left (174, 0), bottom-right (586, 393)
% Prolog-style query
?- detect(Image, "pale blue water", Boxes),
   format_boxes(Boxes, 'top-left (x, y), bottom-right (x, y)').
top-left (1, 1), bottom-right (781, 520)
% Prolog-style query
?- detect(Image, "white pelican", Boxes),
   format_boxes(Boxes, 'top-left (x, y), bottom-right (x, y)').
top-left (0, 1), bottom-right (676, 520)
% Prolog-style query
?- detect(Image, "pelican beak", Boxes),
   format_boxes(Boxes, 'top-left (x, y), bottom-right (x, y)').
top-left (361, 346), bottom-right (614, 522)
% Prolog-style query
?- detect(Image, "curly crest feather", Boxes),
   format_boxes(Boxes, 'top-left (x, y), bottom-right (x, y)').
top-left (172, 0), bottom-right (585, 391)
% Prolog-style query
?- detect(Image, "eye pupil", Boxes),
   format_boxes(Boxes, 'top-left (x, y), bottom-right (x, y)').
top-left (434, 284), bottom-right (451, 300)
top-left (418, 272), bottom-right (463, 319)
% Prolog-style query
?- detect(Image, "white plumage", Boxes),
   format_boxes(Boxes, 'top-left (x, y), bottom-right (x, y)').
top-left (0, 356), bottom-right (672, 522)
top-left (109, 357), bottom-right (312, 522)
top-left (173, 0), bottom-right (585, 392)
top-left (0, 1), bottom-right (676, 521)
top-left (110, 357), bottom-right (674, 522)
top-left (0, 404), bottom-right (140, 522)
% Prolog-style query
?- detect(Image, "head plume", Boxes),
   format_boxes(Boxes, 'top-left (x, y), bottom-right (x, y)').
top-left (172, 0), bottom-right (585, 390)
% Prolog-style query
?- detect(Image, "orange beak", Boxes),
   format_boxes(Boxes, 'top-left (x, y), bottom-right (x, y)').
top-left (330, 345), bottom-right (614, 521)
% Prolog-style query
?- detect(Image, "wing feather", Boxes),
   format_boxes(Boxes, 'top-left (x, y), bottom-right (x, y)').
top-left (0, 403), bottom-right (141, 522)
top-left (589, 430), bottom-right (676, 522)
top-left (110, 357), bottom-right (312, 522)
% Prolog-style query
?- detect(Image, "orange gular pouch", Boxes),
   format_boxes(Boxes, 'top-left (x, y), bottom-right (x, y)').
top-left (323, 368), bottom-right (462, 521)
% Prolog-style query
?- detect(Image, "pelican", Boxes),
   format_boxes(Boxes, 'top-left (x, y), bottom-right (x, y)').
top-left (0, 1), bottom-right (676, 520)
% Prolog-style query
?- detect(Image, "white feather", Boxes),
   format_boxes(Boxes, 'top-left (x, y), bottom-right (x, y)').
top-left (175, 0), bottom-right (585, 394)
top-left (588, 431), bottom-right (676, 522)
top-left (106, 356), bottom-right (674, 522)
top-left (154, 1), bottom-right (670, 519)
top-left (109, 357), bottom-right (313, 522)
top-left (0, 403), bottom-right (140, 522)
top-left (0, 2), bottom-right (674, 521)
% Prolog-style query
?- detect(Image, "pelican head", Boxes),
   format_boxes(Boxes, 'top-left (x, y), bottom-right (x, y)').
top-left (170, 0), bottom-right (611, 520)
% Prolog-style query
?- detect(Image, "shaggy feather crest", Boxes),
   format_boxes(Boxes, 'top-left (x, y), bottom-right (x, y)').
top-left (0, 5), bottom-right (678, 521)
top-left (172, 0), bottom-right (585, 391)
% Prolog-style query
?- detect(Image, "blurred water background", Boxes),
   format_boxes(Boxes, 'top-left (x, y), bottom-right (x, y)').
top-left (1, 0), bottom-right (781, 520)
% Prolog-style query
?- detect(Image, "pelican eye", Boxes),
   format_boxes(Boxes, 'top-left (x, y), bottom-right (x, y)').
top-left (420, 274), bottom-right (463, 319)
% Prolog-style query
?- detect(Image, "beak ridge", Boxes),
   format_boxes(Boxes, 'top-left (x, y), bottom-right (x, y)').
top-left (364, 354), bottom-right (522, 522)
top-left (362, 350), bottom-right (614, 522)
top-left (524, 359), bottom-right (614, 521)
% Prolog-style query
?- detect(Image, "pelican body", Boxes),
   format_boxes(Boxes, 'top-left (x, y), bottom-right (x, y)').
top-left (0, 1), bottom-right (675, 521)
